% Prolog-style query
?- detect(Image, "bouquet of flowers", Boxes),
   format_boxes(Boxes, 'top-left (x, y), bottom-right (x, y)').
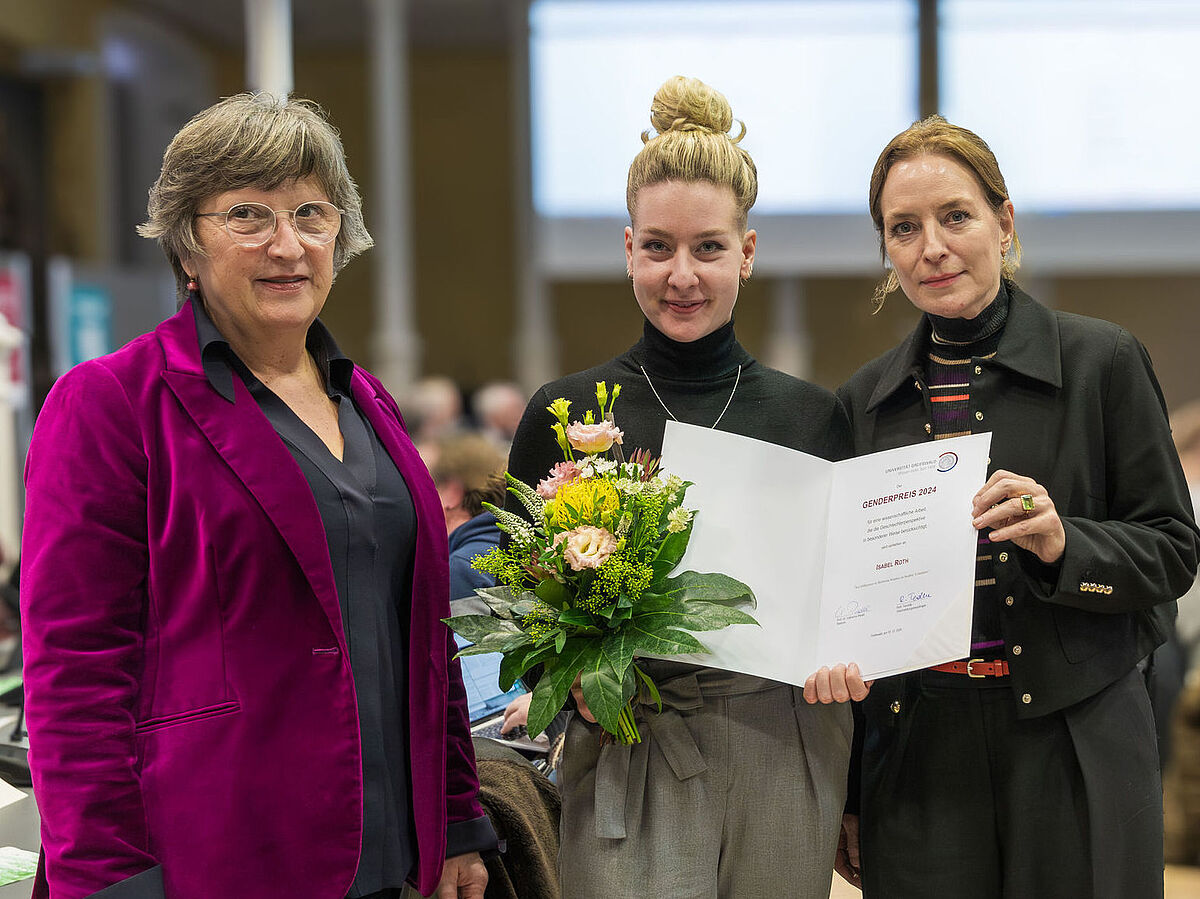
top-left (444, 381), bottom-right (757, 744)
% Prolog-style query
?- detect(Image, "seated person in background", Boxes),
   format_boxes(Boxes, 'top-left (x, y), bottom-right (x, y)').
top-left (471, 381), bottom-right (527, 454)
top-left (1165, 399), bottom-right (1200, 865)
top-left (433, 435), bottom-right (552, 745)
top-left (432, 433), bottom-right (507, 615)
top-left (406, 376), bottom-right (467, 466)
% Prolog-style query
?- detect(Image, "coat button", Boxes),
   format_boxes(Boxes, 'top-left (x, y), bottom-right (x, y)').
top-left (975, 411), bottom-right (984, 421)
top-left (999, 552), bottom-right (1009, 562)
top-left (974, 365), bottom-right (982, 375)
top-left (1022, 693), bottom-right (1032, 704)
top-left (1012, 644), bottom-right (1022, 655)
top-left (1005, 595), bottom-right (1014, 606)
top-left (890, 700), bottom-right (901, 713)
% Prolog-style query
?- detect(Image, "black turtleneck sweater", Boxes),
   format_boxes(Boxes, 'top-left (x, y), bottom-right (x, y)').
top-left (504, 318), bottom-right (851, 689)
top-left (505, 318), bottom-right (851, 496)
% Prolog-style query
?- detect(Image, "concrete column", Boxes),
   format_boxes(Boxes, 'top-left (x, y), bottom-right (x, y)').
top-left (764, 277), bottom-right (812, 379)
top-left (366, 0), bottom-right (420, 394)
top-left (509, 0), bottom-right (557, 393)
top-left (244, 0), bottom-right (293, 95)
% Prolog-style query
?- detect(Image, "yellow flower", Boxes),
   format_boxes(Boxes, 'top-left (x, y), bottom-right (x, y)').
top-left (546, 398), bottom-right (572, 426)
top-left (549, 477), bottom-right (621, 529)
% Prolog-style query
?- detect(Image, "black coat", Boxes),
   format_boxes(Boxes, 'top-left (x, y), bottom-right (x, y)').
top-left (838, 284), bottom-right (1199, 719)
top-left (838, 285), bottom-right (1199, 896)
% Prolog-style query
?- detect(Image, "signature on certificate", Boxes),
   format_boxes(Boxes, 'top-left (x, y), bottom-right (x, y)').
top-left (896, 590), bottom-right (932, 612)
top-left (835, 601), bottom-right (872, 625)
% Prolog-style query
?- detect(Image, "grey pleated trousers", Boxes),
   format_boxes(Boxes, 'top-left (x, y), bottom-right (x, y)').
top-left (557, 668), bottom-right (852, 899)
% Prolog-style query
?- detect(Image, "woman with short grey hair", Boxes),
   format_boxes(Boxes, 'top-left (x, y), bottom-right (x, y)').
top-left (22, 92), bottom-right (494, 899)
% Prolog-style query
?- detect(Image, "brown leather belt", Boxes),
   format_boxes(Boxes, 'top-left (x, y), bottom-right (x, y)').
top-left (928, 658), bottom-right (1010, 678)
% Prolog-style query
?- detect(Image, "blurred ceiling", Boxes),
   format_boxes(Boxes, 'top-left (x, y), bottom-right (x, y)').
top-left (129, 0), bottom-right (513, 48)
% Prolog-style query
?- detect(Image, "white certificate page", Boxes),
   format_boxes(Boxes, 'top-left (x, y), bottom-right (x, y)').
top-left (660, 422), bottom-right (992, 683)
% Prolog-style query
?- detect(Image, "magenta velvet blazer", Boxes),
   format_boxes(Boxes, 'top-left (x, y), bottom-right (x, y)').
top-left (20, 303), bottom-right (484, 898)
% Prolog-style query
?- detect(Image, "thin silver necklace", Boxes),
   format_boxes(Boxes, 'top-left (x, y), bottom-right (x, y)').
top-left (639, 364), bottom-right (742, 429)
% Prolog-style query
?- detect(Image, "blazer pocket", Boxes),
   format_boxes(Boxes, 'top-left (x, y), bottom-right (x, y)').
top-left (135, 700), bottom-right (241, 735)
top-left (1051, 604), bottom-right (1135, 664)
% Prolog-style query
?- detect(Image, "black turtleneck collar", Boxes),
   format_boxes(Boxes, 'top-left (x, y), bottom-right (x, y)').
top-left (631, 317), bottom-right (750, 381)
top-left (926, 281), bottom-right (1010, 347)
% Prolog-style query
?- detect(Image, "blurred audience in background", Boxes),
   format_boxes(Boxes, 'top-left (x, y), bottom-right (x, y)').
top-left (405, 376), bottom-right (529, 472)
top-left (404, 375), bottom-right (467, 465)
top-left (431, 431), bottom-right (508, 615)
top-left (1166, 400), bottom-right (1200, 866)
top-left (471, 380), bottom-right (526, 454)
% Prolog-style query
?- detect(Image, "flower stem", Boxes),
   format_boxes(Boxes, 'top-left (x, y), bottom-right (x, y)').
top-left (617, 702), bottom-right (641, 744)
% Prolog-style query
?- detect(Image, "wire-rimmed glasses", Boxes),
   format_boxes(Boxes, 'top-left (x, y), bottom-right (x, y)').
top-left (194, 200), bottom-right (343, 248)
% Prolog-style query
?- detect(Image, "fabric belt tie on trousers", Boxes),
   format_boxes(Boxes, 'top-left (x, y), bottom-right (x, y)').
top-left (592, 669), bottom-right (776, 839)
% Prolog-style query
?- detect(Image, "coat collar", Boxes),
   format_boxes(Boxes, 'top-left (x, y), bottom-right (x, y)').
top-left (865, 283), bottom-right (1063, 412)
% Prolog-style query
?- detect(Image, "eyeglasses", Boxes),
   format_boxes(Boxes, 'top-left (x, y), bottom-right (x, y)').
top-left (194, 200), bottom-right (343, 248)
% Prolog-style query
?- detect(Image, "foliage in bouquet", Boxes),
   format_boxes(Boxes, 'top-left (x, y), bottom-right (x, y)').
top-left (444, 381), bottom-right (757, 743)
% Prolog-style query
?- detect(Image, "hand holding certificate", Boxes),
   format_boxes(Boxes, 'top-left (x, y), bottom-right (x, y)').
top-left (660, 422), bottom-right (992, 682)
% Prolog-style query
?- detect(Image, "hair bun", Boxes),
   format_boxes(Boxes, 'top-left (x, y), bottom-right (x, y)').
top-left (644, 75), bottom-right (745, 144)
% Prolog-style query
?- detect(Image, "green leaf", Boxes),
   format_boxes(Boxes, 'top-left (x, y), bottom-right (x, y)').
top-left (653, 570), bottom-right (757, 610)
top-left (600, 630), bottom-right (636, 683)
top-left (510, 597), bottom-right (542, 619)
top-left (442, 614), bottom-right (522, 644)
top-left (579, 647), bottom-right (637, 735)
top-left (535, 578), bottom-right (571, 608)
top-left (554, 630), bottom-right (567, 653)
top-left (526, 639), bottom-right (598, 737)
top-left (633, 602), bottom-right (756, 638)
top-left (633, 664), bottom-right (662, 712)
top-left (629, 590), bottom-right (676, 613)
top-left (651, 527), bottom-right (692, 578)
top-left (472, 586), bottom-right (527, 620)
top-left (534, 627), bottom-right (565, 647)
top-left (557, 608), bottom-right (597, 628)
top-left (497, 646), bottom-right (534, 691)
top-left (609, 603), bottom-right (634, 622)
top-left (453, 643), bottom-right (503, 658)
top-left (475, 629), bottom-right (536, 653)
top-left (525, 641), bottom-right (560, 669)
top-left (620, 619), bottom-right (710, 656)
top-left (497, 641), bottom-right (561, 691)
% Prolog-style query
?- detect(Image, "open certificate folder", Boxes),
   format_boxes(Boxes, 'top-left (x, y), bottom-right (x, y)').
top-left (660, 422), bottom-right (993, 683)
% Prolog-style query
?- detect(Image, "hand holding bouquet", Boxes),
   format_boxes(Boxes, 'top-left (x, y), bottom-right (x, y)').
top-left (445, 382), bottom-right (757, 744)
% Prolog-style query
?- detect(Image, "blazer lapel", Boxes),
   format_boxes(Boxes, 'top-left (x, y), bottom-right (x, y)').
top-left (156, 307), bottom-right (343, 642)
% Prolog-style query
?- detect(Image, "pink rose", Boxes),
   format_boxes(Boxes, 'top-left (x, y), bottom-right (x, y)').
top-left (565, 421), bottom-right (624, 455)
top-left (554, 526), bottom-right (618, 571)
top-left (537, 460), bottom-right (582, 499)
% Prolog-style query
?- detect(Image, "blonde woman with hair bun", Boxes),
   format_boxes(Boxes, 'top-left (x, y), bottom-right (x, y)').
top-left (505, 75), bottom-right (868, 898)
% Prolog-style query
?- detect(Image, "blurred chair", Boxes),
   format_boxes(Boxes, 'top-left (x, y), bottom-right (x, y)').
top-left (472, 737), bottom-right (561, 899)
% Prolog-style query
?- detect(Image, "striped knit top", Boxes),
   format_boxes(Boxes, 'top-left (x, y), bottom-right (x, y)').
top-left (925, 283), bottom-right (1009, 654)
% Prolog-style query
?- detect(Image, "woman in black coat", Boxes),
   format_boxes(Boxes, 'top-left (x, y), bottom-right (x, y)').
top-left (836, 115), bottom-right (1199, 899)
